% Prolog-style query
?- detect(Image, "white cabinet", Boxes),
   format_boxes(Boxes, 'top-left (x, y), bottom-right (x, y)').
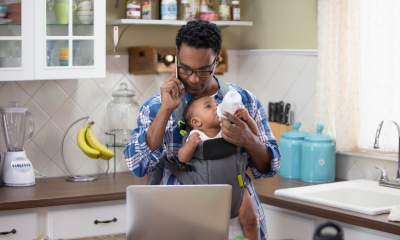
top-left (0, 0), bottom-right (34, 81)
top-left (0, 210), bottom-right (38, 239)
top-left (48, 200), bottom-right (126, 239)
top-left (0, 0), bottom-right (105, 81)
top-left (262, 204), bottom-right (400, 240)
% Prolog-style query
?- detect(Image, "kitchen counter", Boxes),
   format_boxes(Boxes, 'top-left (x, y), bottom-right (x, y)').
top-left (1, 172), bottom-right (400, 237)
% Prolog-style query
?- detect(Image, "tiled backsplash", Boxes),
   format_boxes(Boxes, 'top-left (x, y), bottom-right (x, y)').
top-left (0, 52), bottom-right (395, 181)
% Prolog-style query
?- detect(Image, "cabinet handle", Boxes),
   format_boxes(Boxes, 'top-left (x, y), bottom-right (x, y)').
top-left (94, 218), bottom-right (117, 224)
top-left (0, 229), bottom-right (16, 235)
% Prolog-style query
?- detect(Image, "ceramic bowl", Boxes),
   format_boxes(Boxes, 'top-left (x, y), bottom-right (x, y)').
top-left (77, 1), bottom-right (92, 10)
top-left (59, 59), bottom-right (69, 66)
top-left (77, 10), bottom-right (93, 16)
top-left (0, 57), bottom-right (21, 68)
top-left (77, 5), bottom-right (92, 11)
top-left (78, 14), bottom-right (93, 24)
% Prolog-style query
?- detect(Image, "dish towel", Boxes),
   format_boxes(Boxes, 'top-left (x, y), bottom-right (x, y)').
top-left (229, 217), bottom-right (244, 240)
top-left (388, 206), bottom-right (400, 221)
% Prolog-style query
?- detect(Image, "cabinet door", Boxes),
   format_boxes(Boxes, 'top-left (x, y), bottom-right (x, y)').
top-left (262, 204), bottom-right (316, 240)
top-left (0, 0), bottom-right (34, 81)
top-left (48, 200), bottom-right (126, 239)
top-left (0, 211), bottom-right (38, 239)
top-left (34, 0), bottom-right (105, 80)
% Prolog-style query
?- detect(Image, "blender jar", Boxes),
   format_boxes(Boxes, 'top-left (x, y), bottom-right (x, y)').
top-left (106, 83), bottom-right (140, 146)
top-left (1, 101), bottom-right (34, 151)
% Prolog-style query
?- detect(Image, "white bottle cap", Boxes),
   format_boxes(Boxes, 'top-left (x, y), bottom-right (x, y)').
top-left (181, 0), bottom-right (189, 3)
top-left (232, 1), bottom-right (240, 4)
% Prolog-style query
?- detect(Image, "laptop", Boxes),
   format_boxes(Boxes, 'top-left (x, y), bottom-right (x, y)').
top-left (126, 185), bottom-right (232, 240)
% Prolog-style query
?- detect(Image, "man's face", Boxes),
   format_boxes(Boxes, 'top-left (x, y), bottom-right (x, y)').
top-left (177, 44), bottom-right (219, 97)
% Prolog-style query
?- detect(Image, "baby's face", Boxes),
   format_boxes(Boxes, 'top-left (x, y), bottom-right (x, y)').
top-left (191, 96), bottom-right (220, 129)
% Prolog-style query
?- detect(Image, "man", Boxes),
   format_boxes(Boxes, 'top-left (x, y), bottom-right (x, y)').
top-left (124, 19), bottom-right (281, 240)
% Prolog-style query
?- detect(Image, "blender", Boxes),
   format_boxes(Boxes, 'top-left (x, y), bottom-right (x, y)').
top-left (1, 101), bottom-right (35, 187)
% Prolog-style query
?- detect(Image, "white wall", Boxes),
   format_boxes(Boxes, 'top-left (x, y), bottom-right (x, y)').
top-left (0, 52), bottom-right (395, 180)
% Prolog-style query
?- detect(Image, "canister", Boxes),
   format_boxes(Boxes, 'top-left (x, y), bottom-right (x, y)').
top-left (279, 122), bottom-right (308, 178)
top-left (301, 124), bottom-right (336, 183)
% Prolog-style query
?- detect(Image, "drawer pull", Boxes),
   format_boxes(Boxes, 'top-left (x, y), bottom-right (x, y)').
top-left (0, 229), bottom-right (16, 235)
top-left (94, 218), bottom-right (117, 224)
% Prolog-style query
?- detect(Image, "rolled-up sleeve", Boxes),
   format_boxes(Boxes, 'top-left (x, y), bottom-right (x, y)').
top-left (241, 89), bottom-right (281, 179)
top-left (124, 97), bottom-right (165, 177)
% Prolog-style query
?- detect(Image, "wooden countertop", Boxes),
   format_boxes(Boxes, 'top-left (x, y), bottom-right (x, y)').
top-left (1, 172), bottom-right (400, 237)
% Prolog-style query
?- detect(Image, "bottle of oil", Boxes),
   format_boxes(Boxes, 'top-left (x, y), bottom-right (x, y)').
top-left (190, 0), bottom-right (200, 19)
top-left (219, 0), bottom-right (230, 21)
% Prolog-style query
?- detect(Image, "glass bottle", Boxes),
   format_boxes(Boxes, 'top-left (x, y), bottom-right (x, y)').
top-left (126, 0), bottom-right (141, 19)
top-left (200, 0), bottom-right (208, 13)
top-left (190, 0), bottom-right (200, 20)
top-left (106, 83), bottom-right (140, 146)
top-left (178, 0), bottom-right (191, 20)
top-left (219, 0), bottom-right (230, 21)
top-left (142, 0), bottom-right (158, 19)
top-left (231, 0), bottom-right (240, 21)
top-left (161, 0), bottom-right (177, 20)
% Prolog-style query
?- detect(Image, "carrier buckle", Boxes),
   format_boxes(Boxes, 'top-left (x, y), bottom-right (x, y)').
top-left (177, 164), bottom-right (195, 172)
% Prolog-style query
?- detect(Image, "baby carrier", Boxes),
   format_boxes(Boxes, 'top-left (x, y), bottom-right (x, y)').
top-left (149, 81), bottom-right (248, 219)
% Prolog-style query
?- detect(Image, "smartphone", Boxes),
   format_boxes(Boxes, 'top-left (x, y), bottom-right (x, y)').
top-left (175, 56), bottom-right (182, 94)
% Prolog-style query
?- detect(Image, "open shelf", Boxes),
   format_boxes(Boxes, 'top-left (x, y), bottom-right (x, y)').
top-left (106, 19), bottom-right (253, 27)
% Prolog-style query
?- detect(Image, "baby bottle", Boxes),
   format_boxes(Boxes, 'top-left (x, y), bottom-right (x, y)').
top-left (217, 91), bottom-right (242, 118)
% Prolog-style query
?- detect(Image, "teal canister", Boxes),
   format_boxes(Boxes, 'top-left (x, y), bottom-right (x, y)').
top-left (301, 124), bottom-right (336, 183)
top-left (279, 122), bottom-right (308, 178)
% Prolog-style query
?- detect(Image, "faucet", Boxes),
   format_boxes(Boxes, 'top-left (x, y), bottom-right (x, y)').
top-left (374, 119), bottom-right (400, 189)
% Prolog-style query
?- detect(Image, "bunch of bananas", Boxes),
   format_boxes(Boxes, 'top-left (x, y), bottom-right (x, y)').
top-left (77, 121), bottom-right (115, 160)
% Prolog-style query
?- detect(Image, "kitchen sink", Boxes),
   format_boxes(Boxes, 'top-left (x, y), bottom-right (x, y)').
top-left (274, 179), bottom-right (400, 215)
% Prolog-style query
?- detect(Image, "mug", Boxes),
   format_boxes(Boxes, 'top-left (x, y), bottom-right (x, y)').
top-left (54, 2), bottom-right (77, 24)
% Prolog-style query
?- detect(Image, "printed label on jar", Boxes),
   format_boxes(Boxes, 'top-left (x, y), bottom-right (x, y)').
top-left (233, 8), bottom-right (240, 20)
top-left (127, 3), bottom-right (140, 17)
top-left (219, 5), bottom-right (230, 17)
top-left (142, 1), bottom-right (151, 19)
top-left (185, 7), bottom-right (191, 19)
top-left (161, 3), bottom-right (177, 17)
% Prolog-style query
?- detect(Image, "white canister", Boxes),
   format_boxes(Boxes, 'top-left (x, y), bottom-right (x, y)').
top-left (161, 0), bottom-right (177, 20)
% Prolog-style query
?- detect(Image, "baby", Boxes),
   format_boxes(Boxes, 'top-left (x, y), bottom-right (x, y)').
top-left (178, 96), bottom-right (259, 240)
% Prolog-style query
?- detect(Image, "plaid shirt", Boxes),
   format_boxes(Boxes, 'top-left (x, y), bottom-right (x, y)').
top-left (124, 76), bottom-right (281, 240)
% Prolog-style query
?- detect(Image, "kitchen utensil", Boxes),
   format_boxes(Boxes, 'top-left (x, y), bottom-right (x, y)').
top-left (275, 101), bottom-right (284, 123)
top-left (115, 0), bottom-right (119, 8)
top-left (301, 124), bottom-right (336, 183)
top-left (0, 6), bottom-right (7, 18)
top-left (284, 103), bottom-right (291, 125)
top-left (1, 101), bottom-right (35, 187)
top-left (313, 221), bottom-right (344, 240)
top-left (268, 102), bottom-right (276, 122)
top-left (106, 83), bottom-right (140, 147)
top-left (279, 121), bottom-right (307, 178)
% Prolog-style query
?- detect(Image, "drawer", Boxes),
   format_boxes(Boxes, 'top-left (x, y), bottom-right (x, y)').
top-left (0, 211), bottom-right (38, 239)
top-left (48, 200), bottom-right (126, 239)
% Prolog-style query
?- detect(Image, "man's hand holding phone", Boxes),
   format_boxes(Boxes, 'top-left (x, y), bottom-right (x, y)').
top-left (160, 67), bottom-right (185, 113)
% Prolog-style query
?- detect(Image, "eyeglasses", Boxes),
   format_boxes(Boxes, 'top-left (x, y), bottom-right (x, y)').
top-left (176, 54), bottom-right (218, 78)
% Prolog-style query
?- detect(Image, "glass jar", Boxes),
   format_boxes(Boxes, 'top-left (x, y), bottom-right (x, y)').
top-left (106, 83), bottom-right (140, 146)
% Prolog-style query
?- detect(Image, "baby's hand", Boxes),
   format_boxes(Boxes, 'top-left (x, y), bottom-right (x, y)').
top-left (234, 107), bottom-right (250, 122)
top-left (187, 132), bottom-right (202, 148)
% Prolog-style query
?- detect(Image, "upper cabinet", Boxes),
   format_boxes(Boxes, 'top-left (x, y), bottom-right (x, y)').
top-left (0, 0), bottom-right (105, 81)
